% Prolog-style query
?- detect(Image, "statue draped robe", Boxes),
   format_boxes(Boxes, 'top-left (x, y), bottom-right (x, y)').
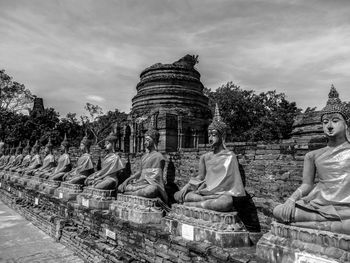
top-left (65, 153), bottom-right (94, 182)
top-left (21, 154), bottom-right (42, 175)
top-left (189, 149), bottom-right (246, 198)
top-left (12, 154), bottom-right (31, 172)
top-left (6, 154), bottom-right (24, 170)
top-left (33, 154), bottom-right (55, 176)
top-left (296, 141), bottom-right (350, 221)
top-left (45, 153), bottom-right (71, 179)
top-left (127, 151), bottom-right (168, 202)
top-left (85, 153), bottom-right (124, 186)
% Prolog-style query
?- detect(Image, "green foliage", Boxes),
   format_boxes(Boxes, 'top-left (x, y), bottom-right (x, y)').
top-left (0, 69), bottom-right (34, 113)
top-left (81, 103), bottom-right (128, 144)
top-left (206, 82), bottom-right (301, 141)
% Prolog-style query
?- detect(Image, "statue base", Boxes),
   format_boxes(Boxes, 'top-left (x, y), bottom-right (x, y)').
top-left (3, 171), bottom-right (11, 181)
top-left (162, 204), bottom-right (260, 248)
top-left (18, 175), bottom-right (33, 186)
top-left (256, 222), bottom-right (350, 263)
top-left (38, 180), bottom-right (61, 195)
top-left (109, 194), bottom-right (163, 224)
top-left (76, 187), bottom-right (115, 210)
top-left (54, 182), bottom-right (83, 201)
top-left (26, 177), bottom-right (45, 190)
top-left (9, 172), bottom-right (20, 183)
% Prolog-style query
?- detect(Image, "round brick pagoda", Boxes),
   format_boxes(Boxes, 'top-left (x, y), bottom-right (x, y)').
top-left (130, 55), bottom-right (211, 152)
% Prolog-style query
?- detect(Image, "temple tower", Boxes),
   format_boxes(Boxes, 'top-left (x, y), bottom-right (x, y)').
top-left (130, 55), bottom-right (211, 152)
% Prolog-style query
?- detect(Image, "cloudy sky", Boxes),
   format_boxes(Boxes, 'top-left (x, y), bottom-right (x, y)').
top-left (1, 0), bottom-right (350, 117)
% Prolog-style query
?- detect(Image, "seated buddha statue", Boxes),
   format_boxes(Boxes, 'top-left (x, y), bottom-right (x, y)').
top-left (63, 134), bottom-right (94, 184)
top-left (273, 86), bottom-right (350, 235)
top-left (42, 134), bottom-right (72, 180)
top-left (27, 138), bottom-right (55, 177)
top-left (83, 128), bottom-right (124, 190)
top-left (4, 143), bottom-right (24, 171)
top-left (19, 141), bottom-right (42, 175)
top-left (1, 146), bottom-right (15, 170)
top-left (174, 105), bottom-right (246, 212)
top-left (118, 128), bottom-right (168, 202)
top-left (11, 141), bottom-right (32, 172)
top-left (0, 141), bottom-right (5, 167)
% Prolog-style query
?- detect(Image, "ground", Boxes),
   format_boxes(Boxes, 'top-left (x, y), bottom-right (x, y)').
top-left (0, 200), bottom-right (83, 263)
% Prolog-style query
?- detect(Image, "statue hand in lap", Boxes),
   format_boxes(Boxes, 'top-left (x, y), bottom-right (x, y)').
top-left (174, 104), bottom-right (246, 212)
top-left (273, 86), bottom-right (350, 235)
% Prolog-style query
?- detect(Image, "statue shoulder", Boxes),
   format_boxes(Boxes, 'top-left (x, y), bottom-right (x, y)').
top-left (305, 147), bottom-right (327, 161)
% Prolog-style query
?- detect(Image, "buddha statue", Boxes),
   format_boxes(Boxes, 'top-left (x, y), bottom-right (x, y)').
top-left (174, 104), bottom-right (246, 212)
top-left (83, 128), bottom-right (124, 190)
top-left (18, 141), bottom-right (42, 175)
top-left (0, 141), bottom-right (5, 162)
top-left (118, 127), bottom-right (168, 202)
top-left (63, 134), bottom-right (94, 184)
top-left (43, 134), bottom-right (72, 180)
top-left (1, 146), bottom-right (15, 170)
top-left (273, 86), bottom-right (350, 234)
top-left (27, 138), bottom-right (55, 177)
top-left (11, 141), bottom-right (32, 173)
top-left (5, 142), bottom-right (24, 171)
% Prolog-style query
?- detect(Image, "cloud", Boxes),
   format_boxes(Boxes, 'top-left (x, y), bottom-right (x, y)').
top-left (1, 0), bottom-right (350, 117)
top-left (86, 95), bottom-right (106, 103)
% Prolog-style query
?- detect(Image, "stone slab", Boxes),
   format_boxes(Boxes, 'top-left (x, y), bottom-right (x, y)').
top-left (256, 222), bottom-right (350, 263)
top-left (76, 188), bottom-right (115, 210)
top-left (54, 182), bottom-right (83, 202)
top-left (109, 194), bottom-right (164, 224)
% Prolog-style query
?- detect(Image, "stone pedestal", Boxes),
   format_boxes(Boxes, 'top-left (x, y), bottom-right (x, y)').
top-left (38, 180), bottom-right (61, 195)
top-left (163, 204), bottom-right (259, 248)
top-left (18, 175), bottom-right (33, 186)
top-left (9, 172), bottom-right (21, 183)
top-left (256, 222), bottom-right (350, 263)
top-left (76, 187), bottom-right (115, 210)
top-left (26, 177), bottom-right (44, 190)
top-left (54, 182), bottom-right (83, 201)
top-left (109, 194), bottom-right (164, 224)
top-left (3, 171), bottom-right (12, 181)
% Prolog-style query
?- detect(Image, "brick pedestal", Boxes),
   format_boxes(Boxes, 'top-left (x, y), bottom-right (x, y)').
top-left (256, 222), bottom-right (350, 263)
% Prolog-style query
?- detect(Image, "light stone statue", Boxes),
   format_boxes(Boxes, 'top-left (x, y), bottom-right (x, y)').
top-left (63, 134), bottom-right (94, 184)
top-left (273, 86), bottom-right (350, 234)
top-left (11, 141), bottom-right (31, 172)
top-left (18, 141), bottom-right (42, 175)
top-left (118, 127), bottom-right (168, 203)
top-left (174, 104), bottom-right (246, 212)
top-left (42, 134), bottom-right (72, 180)
top-left (83, 127), bottom-right (124, 190)
top-left (26, 138), bottom-right (55, 177)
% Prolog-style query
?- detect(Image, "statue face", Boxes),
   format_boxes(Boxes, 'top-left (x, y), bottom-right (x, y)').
top-left (105, 140), bottom-right (113, 150)
top-left (79, 142), bottom-right (86, 151)
top-left (208, 129), bottom-right (222, 147)
top-left (322, 113), bottom-right (347, 138)
top-left (144, 136), bottom-right (154, 149)
top-left (44, 146), bottom-right (51, 154)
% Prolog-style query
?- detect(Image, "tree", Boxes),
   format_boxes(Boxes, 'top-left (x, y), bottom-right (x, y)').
top-left (0, 69), bottom-right (34, 113)
top-left (56, 113), bottom-right (85, 146)
top-left (206, 82), bottom-right (301, 141)
top-left (81, 103), bottom-right (128, 143)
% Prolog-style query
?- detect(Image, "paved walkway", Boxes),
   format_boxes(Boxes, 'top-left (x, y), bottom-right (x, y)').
top-left (0, 200), bottom-right (83, 263)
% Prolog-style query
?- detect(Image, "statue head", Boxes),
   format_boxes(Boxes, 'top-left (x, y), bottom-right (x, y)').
top-left (144, 128), bottom-right (160, 150)
top-left (23, 140), bottom-right (31, 155)
top-left (80, 133), bottom-right (92, 152)
top-left (321, 85), bottom-right (350, 141)
top-left (104, 124), bottom-right (118, 152)
top-left (0, 141), bottom-right (4, 155)
top-left (44, 137), bottom-right (53, 154)
top-left (15, 142), bottom-right (23, 154)
top-left (60, 133), bottom-right (69, 152)
top-left (208, 104), bottom-right (227, 148)
top-left (32, 140), bottom-right (40, 154)
top-left (10, 146), bottom-right (16, 155)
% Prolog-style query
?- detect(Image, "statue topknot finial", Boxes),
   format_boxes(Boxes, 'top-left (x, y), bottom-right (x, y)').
top-left (214, 103), bottom-right (222, 122)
